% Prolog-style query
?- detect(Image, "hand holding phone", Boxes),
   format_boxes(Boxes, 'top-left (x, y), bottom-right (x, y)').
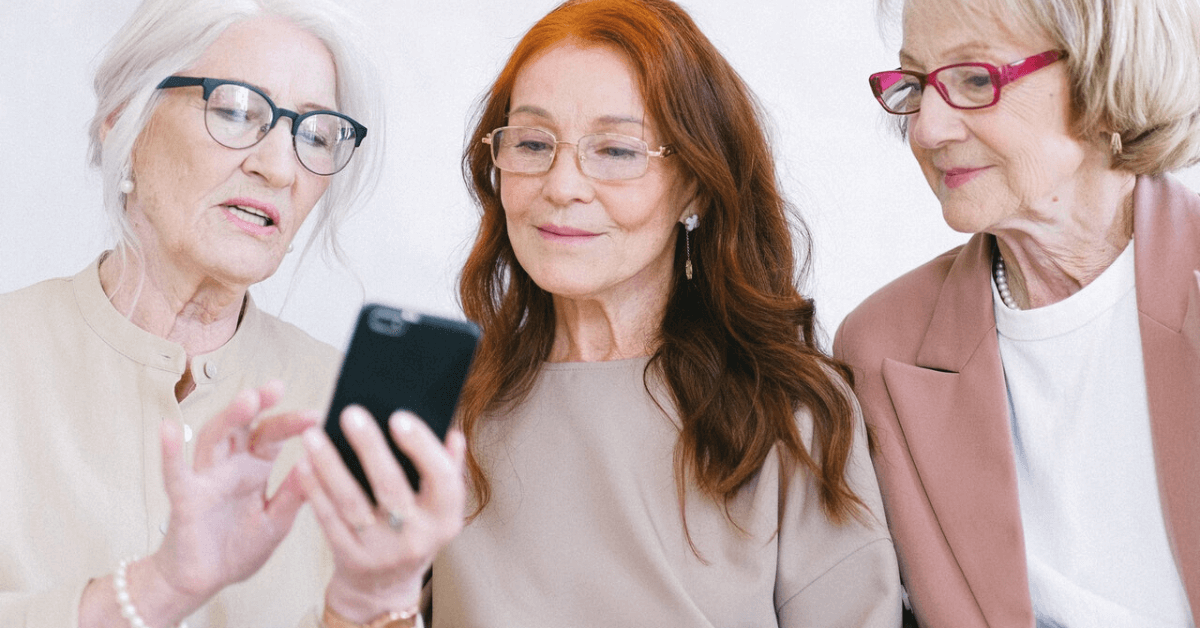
top-left (324, 304), bottom-right (480, 502)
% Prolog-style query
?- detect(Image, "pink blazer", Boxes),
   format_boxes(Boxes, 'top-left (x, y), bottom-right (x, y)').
top-left (834, 174), bottom-right (1200, 627)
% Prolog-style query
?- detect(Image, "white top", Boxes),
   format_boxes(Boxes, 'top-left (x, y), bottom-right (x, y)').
top-left (432, 357), bottom-right (901, 627)
top-left (993, 240), bottom-right (1194, 627)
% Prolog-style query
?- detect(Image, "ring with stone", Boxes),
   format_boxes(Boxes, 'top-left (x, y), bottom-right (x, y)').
top-left (384, 508), bottom-right (405, 532)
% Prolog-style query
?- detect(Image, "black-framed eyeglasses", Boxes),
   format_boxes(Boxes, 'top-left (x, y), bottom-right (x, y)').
top-left (156, 76), bottom-right (367, 176)
top-left (482, 126), bottom-right (673, 181)
top-left (868, 50), bottom-right (1066, 115)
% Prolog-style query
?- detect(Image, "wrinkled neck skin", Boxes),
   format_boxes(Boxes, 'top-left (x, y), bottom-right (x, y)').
top-left (993, 168), bottom-right (1136, 310)
top-left (99, 245), bottom-right (246, 367)
top-left (548, 275), bottom-right (670, 363)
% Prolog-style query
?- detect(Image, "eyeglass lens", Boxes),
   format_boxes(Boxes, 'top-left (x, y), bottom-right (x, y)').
top-left (874, 64), bottom-right (997, 114)
top-left (489, 126), bottom-right (653, 181)
top-left (205, 82), bottom-right (358, 175)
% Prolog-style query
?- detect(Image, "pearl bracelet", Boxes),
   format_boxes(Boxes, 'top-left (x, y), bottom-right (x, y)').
top-left (115, 558), bottom-right (188, 628)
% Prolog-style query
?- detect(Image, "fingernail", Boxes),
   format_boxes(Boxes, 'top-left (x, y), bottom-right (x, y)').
top-left (302, 427), bottom-right (323, 450)
top-left (345, 406), bottom-right (368, 430)
top-left (393, 411), bottom-right (414, 433)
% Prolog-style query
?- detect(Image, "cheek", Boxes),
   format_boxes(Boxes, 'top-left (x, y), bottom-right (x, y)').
top-left (293, 175), bottom-right (331, 225)
top-left (498, 174), bottom-right (536, 218)
top-left (999, 133), bottom-right (1083, 204)
top-left (911, 145), bottom-right (937, 181)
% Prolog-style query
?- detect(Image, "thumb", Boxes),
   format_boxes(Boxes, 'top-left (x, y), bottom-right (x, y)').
top-left (263, 468), bottom-right (307, 541)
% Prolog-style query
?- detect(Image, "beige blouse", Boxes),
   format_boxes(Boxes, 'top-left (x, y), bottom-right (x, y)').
top-left (432, 358), bottom-right (901, 627)
top-left (0, 258), bottom-right (340, 627)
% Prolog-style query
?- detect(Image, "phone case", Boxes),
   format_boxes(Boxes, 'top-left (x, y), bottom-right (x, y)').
top-left (324, 303), bottom-right (480, 501)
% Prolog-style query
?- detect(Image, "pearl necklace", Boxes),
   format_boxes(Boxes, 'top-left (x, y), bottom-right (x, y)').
top-left (993, 252), bottom-right (1021, 310)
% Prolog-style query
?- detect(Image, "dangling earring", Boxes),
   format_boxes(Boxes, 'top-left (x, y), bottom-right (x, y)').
top-left (683, 214), bottom-right (699, 281)
top-left (119, 178), bottom-right (135, 195)
top-left (1110, 131), bottom-right (1123, 156)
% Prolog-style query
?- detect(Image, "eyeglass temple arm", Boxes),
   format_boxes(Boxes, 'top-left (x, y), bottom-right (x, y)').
top-left (999, 50), bottom-right (1065, 85)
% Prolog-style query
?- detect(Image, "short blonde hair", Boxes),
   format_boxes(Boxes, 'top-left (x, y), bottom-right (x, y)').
top-left (882, 0), bottom-right (1200, 175)
top-left (89, 0), bottom-right (384, 258)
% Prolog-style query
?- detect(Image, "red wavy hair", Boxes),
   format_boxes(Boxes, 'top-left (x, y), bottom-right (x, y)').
top-left (458, 0), bottom-right (866, 532)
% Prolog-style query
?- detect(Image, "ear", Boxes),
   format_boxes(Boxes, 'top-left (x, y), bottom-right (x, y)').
top-left (98, 107), bottom-right (124, 144)
top-left (676, 178), bottom-right (702, 226)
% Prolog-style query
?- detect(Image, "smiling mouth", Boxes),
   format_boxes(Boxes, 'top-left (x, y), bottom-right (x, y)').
top-left (226, 205), bottom-right (275, 227)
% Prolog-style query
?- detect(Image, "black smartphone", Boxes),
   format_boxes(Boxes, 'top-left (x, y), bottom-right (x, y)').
top-left (324, 303), bottom-right (481, 502)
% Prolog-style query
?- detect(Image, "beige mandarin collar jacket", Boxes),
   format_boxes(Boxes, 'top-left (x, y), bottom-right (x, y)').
top-left (834, 174), bottom-right (1200, 627)
top-left (0, 258), bottom-right (339, 626)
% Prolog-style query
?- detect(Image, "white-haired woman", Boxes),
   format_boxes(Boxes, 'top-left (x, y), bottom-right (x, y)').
top-left (835, 0), bottom-right (1200, 626)
top-left (0, 1), bottom-right (464, 627)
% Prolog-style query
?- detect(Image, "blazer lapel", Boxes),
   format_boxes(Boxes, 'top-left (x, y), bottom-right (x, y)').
top-left (1132, 175), bottom-right (1200, 623)
top-left (882, 234), bottom-right (1032, 628)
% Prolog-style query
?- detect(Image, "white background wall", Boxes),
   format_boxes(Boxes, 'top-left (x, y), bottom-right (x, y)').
top-left (3, 1), bottom-right (1197, 352)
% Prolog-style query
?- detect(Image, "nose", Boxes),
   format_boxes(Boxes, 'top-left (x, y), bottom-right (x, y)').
top-left (242, 119), bottom-right (299, 188)
top-left (540, 143), bottom-right (594, 206)
top-left (907, 84), bottom-right (967, 150)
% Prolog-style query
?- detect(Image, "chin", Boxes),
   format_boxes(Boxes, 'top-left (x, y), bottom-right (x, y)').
top-left (938, 192), bottom-right (1004, 235)
top-left (216, 252), bottom-right (286, 288)
top-left (941, 210), bottom-right (986, 234)
top-left (526, 270), bottom-right (601, 300)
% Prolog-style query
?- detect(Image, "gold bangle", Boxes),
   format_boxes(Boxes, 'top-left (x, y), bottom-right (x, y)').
top-left (322, 604), bottom-right (422, 628)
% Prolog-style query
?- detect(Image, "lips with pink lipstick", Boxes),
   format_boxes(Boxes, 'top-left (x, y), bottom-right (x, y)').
top-left (221, 197), bottom-right (280, 234)
top-left (537, 223), bottom-right (599, 242)
top-left (942, 166), bottom-right (991, 189)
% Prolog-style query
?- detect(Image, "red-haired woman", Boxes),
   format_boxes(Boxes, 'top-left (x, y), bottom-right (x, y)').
top-left (431, 0), bottom-right (901, 625)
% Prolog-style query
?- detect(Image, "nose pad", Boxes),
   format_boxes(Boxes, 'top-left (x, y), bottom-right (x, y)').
top-left (541, 142), bottom-right (593, 204)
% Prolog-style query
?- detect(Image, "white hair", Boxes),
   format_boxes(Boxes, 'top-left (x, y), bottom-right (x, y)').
top-left (88, 0), bottom-right (384, 261)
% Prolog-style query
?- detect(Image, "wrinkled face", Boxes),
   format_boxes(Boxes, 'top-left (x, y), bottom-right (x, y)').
top-left (902, 0), bottom-right (1096, 234)
top-left (500, 43), bottom-right (694, 305)
top-left (125, 16), bottom-right (336, 287)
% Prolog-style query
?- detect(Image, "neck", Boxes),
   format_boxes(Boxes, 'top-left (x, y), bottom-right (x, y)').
top-left (99, 246), bottom-right (247, 360)
top-left (548, 282), bottom-right (669, 363)
top-left (993, 171), bottom-right (1135, 309)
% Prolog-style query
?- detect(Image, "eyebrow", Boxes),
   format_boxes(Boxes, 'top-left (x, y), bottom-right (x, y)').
top-left (508, 105), bottom-right (644, 128)
top-left (898, 42), bottom-right (994, 69)
top-left (226, 76), bottom-right (337, 113)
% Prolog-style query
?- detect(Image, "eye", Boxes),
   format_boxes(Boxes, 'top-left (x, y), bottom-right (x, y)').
top-left (945, 67), bottom-right (994, 93)
top-left (513, 139), bottom-right (553, 154)
top-left (963, 74), bottom-right (993, 89)
top-left (889, 81), bottom-right (920, 99)
top-left (212, 107), bottom-right (251, 124)
top-left (297, 128), bottom-right (332, 149)
top-left (586, 136), bottom-right (644, 161)
top-left (598, 145), bottom-right (637, 160)
top-left (881, 75), bottom-right (922, 108)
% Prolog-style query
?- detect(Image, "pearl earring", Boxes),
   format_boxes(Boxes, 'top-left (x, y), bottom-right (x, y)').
top-left (119, 179), bottom-right (135, 195)
top-left (683, 214), bottom-right (699, 280)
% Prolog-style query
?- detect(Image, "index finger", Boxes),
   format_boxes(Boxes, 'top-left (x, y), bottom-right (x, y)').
top-left (249, 410), bottom-right (321, 459)
top-left (388, 412), bottom-right (466, 518)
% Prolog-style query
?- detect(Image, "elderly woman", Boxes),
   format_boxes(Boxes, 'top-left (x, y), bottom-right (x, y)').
top-left (428, 0), bottom-right (903, 626)
top-left (834, 0), bottom-right (1200, 626)
top-left (0, 1), bottom-right (463, 627)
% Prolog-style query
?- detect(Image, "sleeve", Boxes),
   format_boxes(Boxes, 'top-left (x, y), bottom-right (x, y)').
top-left (0, 584), bottom-right (88, 628)
top-left (773, 377), bottom-right (903, 628)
